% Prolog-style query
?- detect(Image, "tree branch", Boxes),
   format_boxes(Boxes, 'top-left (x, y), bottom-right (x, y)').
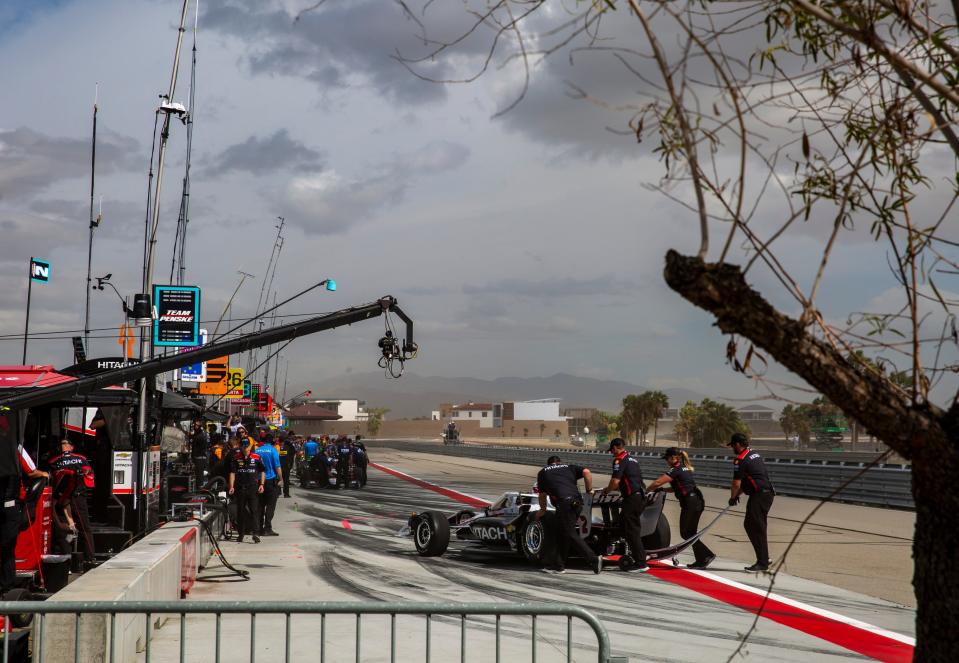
top-left (662, 250), bottom-right (948, 458)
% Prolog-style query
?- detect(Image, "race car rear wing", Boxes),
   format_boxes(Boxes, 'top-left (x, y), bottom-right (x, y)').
top-left (0, 296), bottom-right (413, 411)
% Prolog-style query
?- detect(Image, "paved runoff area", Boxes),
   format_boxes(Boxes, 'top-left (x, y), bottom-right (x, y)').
top-left (142, 446), bottom-right (916, 662)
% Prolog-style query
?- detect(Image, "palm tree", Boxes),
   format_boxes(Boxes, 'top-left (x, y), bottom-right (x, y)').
top-left (645, 390), bottom-right (669, 445)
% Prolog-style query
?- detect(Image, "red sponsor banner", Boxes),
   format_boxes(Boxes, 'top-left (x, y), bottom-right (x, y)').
top-left (179, 527), bottom-right (198, 596)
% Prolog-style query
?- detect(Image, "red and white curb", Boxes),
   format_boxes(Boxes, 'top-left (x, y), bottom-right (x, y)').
top-left (371, 460), bottom-right (915, 662)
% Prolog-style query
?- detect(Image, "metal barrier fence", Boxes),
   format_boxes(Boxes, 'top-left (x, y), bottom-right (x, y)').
top-left (0, 600), bottom-right (619, 663)
top-left (369, 440), bottom-right (914, 509)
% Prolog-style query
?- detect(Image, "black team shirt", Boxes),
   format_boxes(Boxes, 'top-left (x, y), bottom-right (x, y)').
top-left (666, 464), bottom-right (699, 498)
top-left (611, 452), bottom-right (644, 497)
top-left (536, 464), bottom-right (586, 500)
top-left (732, 448), bottom-right (774, 494)
top-left (231, 453), bottom-right (265, 491)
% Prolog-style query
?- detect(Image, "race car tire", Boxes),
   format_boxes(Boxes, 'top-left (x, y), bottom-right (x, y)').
top-left (618, 555), bottom-right (636, 572)
top-left (519, 517), bottom-right (548, 564)
top-left (642, 513), bottom-right (671, 551)
top-left (413, 511), bottom-right (450, 557)
top-left (2, 588), bottom-right (33, 627)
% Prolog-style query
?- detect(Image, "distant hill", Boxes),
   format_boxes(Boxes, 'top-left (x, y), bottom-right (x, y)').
top-left (306, 372), bottom-right (705, 419)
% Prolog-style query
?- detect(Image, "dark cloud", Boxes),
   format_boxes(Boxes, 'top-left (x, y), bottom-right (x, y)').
top-left (0, 127), bottom-right (140, 201)
top-left (204, 129), bottom-right (325, 177)
top-left (202, 0), bottom-right (490, 105)
top-left (278, 140), bottom-right (469, 235)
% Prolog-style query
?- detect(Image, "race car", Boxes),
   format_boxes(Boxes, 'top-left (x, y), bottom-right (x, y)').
top-left (400, 488), bottom-right (675, 569)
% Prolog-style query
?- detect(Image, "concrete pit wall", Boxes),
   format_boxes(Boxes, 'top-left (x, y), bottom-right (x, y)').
top-left (38, 510), bottom-right (222, 663)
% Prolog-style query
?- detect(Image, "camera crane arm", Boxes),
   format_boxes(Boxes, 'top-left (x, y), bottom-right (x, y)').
top-left (0, 296), bottom-right (413, 411)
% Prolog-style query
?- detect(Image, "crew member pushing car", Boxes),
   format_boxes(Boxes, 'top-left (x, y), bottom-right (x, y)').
top-left (728, 433), bottom-right (775, 571)
top-left (602, 438), bottom-right (648, 573)
top-left (647, 447), bottom-right (715, 569)
top-left (535, 455), bottom-right (602, 575)
top-left (229, 440), bottom-right (265, 544)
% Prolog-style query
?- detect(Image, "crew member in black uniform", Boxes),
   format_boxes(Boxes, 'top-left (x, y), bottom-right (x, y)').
top-left (728, 433), bottom-right (775, 571)
top-left (49, 438), bottom-right (96, 561)
top-left (647, 447), bottom-right (715, 569)
top-left (602, 438), bottom-right (648, 572)
top-left (535, 455), bottom-right (602, 575)
top-left (229, 441), bottom-right (265, 543)
top-left (190, 420), bottom-right (210, 489)
top-left (279, 433), bottom-right (296, 497)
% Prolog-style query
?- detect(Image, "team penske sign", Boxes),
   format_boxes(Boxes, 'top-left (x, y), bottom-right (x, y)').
top-left (152, 285), bottom-right (201, 347)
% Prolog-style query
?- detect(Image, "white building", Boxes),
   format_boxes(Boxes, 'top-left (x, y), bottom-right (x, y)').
top-left (507, 399), bottom-right (564, 421)
top-left (308, 398), bottom-right (369, 421)
top-left (448, 402), bottom-right (497, 428)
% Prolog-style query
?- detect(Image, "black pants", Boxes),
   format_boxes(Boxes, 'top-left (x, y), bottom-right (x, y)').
top-left (192, 457), bottom-right (208, 489)
top-left (71, 491), bottom-right (96, 562)
top-left (259, 479), bottom-right (279, 532)
top-left (234, 489), bottom-right (260, 538)
top-left (280, 463), bottom-right (293, 497)
top-left (548, 498), bottom-right (597, 569)
top-left (745, 492), bottom-right (774, 565)
top-left (679, 493), bottom-right (714, 563)
top-left (621, 493), bottom-right (647, 565)
top-left (0, 477), bottom-right (19, 593)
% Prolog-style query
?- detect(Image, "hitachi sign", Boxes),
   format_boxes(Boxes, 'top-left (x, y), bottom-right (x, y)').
top-left (96, 360), bottom-right (139, 370)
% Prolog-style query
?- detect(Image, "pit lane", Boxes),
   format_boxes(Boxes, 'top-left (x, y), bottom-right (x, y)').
top-left (143, 445), bottom-right (915, 663)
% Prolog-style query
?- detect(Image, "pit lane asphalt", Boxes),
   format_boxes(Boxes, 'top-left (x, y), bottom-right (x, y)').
top-left (142, 447), bottom-right (916, 663)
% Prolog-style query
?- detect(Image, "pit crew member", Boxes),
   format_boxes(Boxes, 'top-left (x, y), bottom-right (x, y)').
top-left (728, 433), bottom-right (775, 572)
top-left (602, 438), bottom-right (648, 573)
top-left (535, 455), bottom-right (602, 575)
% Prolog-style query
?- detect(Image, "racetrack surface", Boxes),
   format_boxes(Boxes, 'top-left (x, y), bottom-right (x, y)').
top-left (143, 447), bottom-right (916, 663)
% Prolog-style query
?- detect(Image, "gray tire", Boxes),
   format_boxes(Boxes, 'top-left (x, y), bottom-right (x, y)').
top-left (413, 511), bottom-right (450, 557)
top-left (519, 516), bottom-right (548, 563)
top-left (642, 513), bottom-right (671, 551)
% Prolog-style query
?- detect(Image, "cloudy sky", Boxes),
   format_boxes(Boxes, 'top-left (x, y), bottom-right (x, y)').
top-left (1, 0), bottom-right (956, 406)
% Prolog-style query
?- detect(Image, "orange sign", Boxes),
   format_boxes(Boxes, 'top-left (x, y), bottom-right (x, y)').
top-left (197, 357), bottom-right (229, 394)
top-left (118, 321), bottom-right (135, 359)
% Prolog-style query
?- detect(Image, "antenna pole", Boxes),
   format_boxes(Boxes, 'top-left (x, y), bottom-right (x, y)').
top-left (84, 84), bottom-right (99, 355)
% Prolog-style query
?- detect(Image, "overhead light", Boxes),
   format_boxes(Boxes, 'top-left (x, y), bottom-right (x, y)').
top-left (324, 279), bottom-right (336, 292)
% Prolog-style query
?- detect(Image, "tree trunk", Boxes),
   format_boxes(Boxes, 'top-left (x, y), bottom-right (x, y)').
top-left (653, 420), bottom-right (659, 444)
top-left (911, 444), bottom-right (959, 661)
top-left (663, 249), bottom-right (959, 657)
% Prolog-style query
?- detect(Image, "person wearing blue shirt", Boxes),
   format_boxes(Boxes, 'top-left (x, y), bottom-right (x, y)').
top-left (256, 434), bottom-right (283, 536)
top-left (303, 437), bottom-right (320, 459)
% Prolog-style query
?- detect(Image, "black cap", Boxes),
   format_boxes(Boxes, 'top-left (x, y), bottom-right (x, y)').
top-left (607, 437), bottom-right (626, 452)
top-left (662, 446), bottom-right (682, 459)
top-left (728, 432), bottom-right (748, 446)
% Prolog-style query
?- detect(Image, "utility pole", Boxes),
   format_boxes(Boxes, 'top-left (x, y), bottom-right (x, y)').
top-left (84, 85), bottom-right (100, 355)
top-left (22, 258), bottom-right (34, 364)
top-left (136, 0), bottom-right (191, 532)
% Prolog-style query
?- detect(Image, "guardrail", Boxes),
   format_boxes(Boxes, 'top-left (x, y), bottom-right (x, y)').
top-left (368, 440), bottom-right (914, 509)
top-left (0, 600), bottom-right (619, 663)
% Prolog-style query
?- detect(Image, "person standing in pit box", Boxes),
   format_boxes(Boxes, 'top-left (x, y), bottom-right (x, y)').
top-left (189, 419), bottom-right (210, 489)
top-left (279, 433), bottom-right (297, 498)
top-left (602, 438), bottom-right (648, 573)
top-left (728, 433), bottom-right (776, 572)
top-left (535, 455), bottom-right (602, 575)
top-left (229, 441), bottom-right (264, 544)
top-left (256, 434), bottom-right (282, 536)
top-left (49, 439), bottom-right (97, 561)
top-left (646, 447), bottom-right (715, 569)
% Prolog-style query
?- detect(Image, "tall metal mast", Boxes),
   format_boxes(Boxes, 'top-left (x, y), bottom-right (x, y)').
top-left (171, 0), bottom-right (199, 285)
top-left (136, 0), bottom-right (192, 529)
top-left (83, 85), bottom-right (100, 356)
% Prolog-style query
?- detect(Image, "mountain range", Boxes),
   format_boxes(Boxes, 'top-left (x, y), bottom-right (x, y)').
top-left (305, 372), bottom-right (706, 419)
